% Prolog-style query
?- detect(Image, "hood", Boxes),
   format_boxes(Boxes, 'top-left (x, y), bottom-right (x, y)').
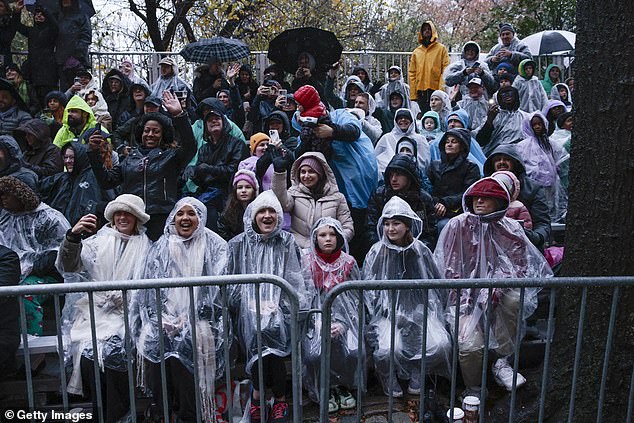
top-left (518, 59), bottom-right (537, 79)
top-left (384, 153), bottom-right (421, 190)
top-left (495, 62), bottom-right (516, 75)
top-left (164, 197), bottom-right (207, 239)
top-left (522, 111), bottom-right (549, 138)
top-left (62, 95), bottom-right (96, 128)
top-left (352, 66), bottom-right (371, 83)
top-left (483, 144), bottom-right (526, 177)
top-left (541, 99), bottom-right (566, 119)
top-left (63, 141), bottom-right (91, 175)
top-left (431, 89), bottom-right (452, 113)
top-left (551, 83), bottom-right (572, 104)
top-left (417, 20), bottom-right (439, 45)
top-left (496, 86), bottom-right (520, 111)
top-left (158, 57), bottom-right (179, 79)
top-left (340, 75), bottom-right (366, 100)
top-left (391, 108), bottom-right (416, 137)
top-left (0, 135), bottom-right (23, 175)
top-left (0, 78), bottom-right (28, 113)
top-left (421, 110), bottom-right (441, 131)
top-left (44, 91), bottom-right (69, 108)
top-left (446, 108), bottom-right (470, 129)
top-left (14, 119), bottom-right (51, 151)
top-left (290, 151), bottom-right (338, 193)
top-left (83, 89), bottom-right (109, 115)
top-left (462, 177), bottom-right (510, 221)
top-left (395, 137), bottom-right (418, 158)
top-left (196, 97), bottom-right (226, 119)
top-left (309, 216), bottom-right (348, 255)
top-left (135, 112), bottom-right (175, 149)
top-left (385, 65), bottom-right (404, 84)
top-left (491, 170), bottom-right (521, 202)
top-left (461, 41), bottom-right (481, 60)
top-left (543, 64), bottom-right (562, 85)
top-left (263, 110), bottom-right (291, 139)
top-left (101, 68), bottom-right (130, 97)
top-left (202, 110), bottom-right (231, 141)
top-left (439, 128), bottom-right (471, 159)
top-left (243, 190), bottom-right (284, 240)
top-left (127, 81), bottom-right (151, 105)
top-left (357, 92), bottom-right (377, 116)
top-left (377, 196), bottom-right (423, 251)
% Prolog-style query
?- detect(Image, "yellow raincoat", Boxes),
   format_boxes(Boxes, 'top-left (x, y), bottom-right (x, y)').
top-left (408, 21), bottom-right (450, 100)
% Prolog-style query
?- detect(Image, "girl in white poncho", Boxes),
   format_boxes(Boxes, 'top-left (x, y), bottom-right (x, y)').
top-left (58, 194), bottom-right (151, 423)
top-left (134, 197), bottom-right (228, 423)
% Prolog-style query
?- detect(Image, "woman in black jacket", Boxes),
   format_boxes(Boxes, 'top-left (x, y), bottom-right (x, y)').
top-left (87, 91), bottom-right (196, 240)
top-left (427, 128), bottom-right (481, 235)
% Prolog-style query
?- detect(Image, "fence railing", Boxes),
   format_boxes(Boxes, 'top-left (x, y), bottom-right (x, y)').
top-left (319, 277), bottom-right (634, 423)
top-left (0, 274), bottom-right (303, 423)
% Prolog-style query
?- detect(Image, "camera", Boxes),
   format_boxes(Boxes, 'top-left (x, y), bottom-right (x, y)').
top-left (299, 116), bottom-right (319, 128)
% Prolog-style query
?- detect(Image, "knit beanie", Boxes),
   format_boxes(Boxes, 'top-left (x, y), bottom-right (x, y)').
top-left (298, 156), bottom-right (324, 177)
top-left (233, 169), bottom-right (259, 193)
top-left (104, 194), bottom-right (150, 225)
top-left (249, 132), bottom-right (270, 155)
top-left (466, 178), bottom-right (508, 202)
top-left (294, 85), bottom-right (326, 119)
top-left (499, 23), bottom-right (515, 34)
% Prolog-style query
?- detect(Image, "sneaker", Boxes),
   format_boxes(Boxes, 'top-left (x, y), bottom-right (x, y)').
top-left (328, 390), bottom-right (339, 413)
top-left (460, 386), bottom-right (486, 402)
top-left (492, 358), bottom-right (526, 391)
top-left (335, 386), bottom-right (356, 410)
top-left (269, 400), bottom-right (289, 423)
top-left (407, 374), bottom-right (421, 395)
top-left (383, 377), bottom-right (403, 398)
top-left (250, 401), bottom-right (264, 423)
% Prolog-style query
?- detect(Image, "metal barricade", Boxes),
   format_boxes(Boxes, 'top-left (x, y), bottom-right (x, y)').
top-left (318, 277), bottom-right (634, 423)
top-left (0, 274), bottom-right (303, 423)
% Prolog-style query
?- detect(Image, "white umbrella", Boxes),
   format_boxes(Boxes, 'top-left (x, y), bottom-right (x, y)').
top-left (521, 30), bottom-right (576, 55)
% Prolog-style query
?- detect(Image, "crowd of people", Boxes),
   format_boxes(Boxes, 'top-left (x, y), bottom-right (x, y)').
top-left (0, 6), bottom-right (573, 422)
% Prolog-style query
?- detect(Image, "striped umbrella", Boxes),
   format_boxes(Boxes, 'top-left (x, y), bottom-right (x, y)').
top-left (521, 31), bottom-right (576, 55)
top-left (180, 37), bottom-right (250, 63)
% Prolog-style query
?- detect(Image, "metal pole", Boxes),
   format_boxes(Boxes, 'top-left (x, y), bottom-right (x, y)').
top-left (54, 294), bottom-right (69, 413)
top-left (188, 286), bottom-right (202, 423)
top-left (538, 289), bottom-right (558, 423)
top-left (596, 287), bottom-right (620, 423)
top-left (121, 290), bottom-right (137, 423)
top-left (568, 287), bottom-right (588, 423)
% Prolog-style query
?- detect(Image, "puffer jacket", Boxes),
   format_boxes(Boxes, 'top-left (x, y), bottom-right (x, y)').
top-left (408, 21), bottom-right (450, 99)
top-left (88, 113), bottom-right (196, 215)
top-left (14, 119), bottom-right (63, 177)
top-left (428, 128), bottom-right (481, 218)
top-left (272, 151), bottom-right (354, 249)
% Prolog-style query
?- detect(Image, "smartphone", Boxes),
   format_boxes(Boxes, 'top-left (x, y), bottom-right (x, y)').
top-left (74, 77), bottom-right (81, 84)
top-left (268, 129), bottom-right (280, 143)
top-left (261, 86), bottom-right (270, 95)
top-left (279, 89), bottom-right (287, 97)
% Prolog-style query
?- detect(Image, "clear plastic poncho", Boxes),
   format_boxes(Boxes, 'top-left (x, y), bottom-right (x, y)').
top-left (133, 197), bottom-right (229, 422)
top-left (226, 191), bottom-right (312, 374)
top-left (0, 203), bottom-right (70, 281)
top-left (302, 217), bottom-right (363, 401)
top-left (375, 108), bottom-right (431, 177)
top-left (363, 197), bottom-right (452, 384)
top-left (58, 224), bottom-right (151, 395)
top-left (433, 178), bottom-right (553, 355)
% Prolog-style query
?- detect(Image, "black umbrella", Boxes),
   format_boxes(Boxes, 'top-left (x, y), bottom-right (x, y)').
top-left (180, 37), bottom-right (250, 63)
top-left (267, 27), bottom-right (343, 74)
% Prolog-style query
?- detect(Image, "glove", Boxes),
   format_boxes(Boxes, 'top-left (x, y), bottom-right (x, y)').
top-left (272, 155), bottom-right (290, 172)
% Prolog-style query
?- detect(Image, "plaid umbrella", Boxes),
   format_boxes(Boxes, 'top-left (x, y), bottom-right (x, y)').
top-left (268, 27), bottom-right (343, 74)
top-left (180, 37), bottom-right (250, 63)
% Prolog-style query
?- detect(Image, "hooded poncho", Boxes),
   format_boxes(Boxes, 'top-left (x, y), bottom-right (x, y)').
top-left (134, 197), bottom-right (229, 422)
top-left (226, 191), bottom-right (311, 374)
top-left (301, 217), bottom-right (362, 400)
top-left (433, 178), bottom-right (552, 353)
top-left (58, 223), bottom-right (151, 395)
top-left (363, 197), bottom-right (452, 384)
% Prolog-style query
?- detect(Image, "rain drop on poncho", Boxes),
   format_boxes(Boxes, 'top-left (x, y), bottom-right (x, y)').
top-left (433, 177), bottom-right (552, 356)
top-left (363, 196), bottom-right (452, 386)
top-left (133, 197), bottom-right (229, 421)
top-left (58, 224), bottom-right (151, 395)
top-left (226, 191), bottom-right (312, 374)
top-left (301, 217), bottom-right (363, 401)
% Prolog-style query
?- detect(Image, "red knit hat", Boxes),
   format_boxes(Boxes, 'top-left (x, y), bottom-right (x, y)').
top-left (466, 178), bottom-right (508, 201)
top-left (294, 85), bottom-right (326, 119)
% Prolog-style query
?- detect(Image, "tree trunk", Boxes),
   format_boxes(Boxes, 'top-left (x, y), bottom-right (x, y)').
top-left (544, 0), bottom-right (634, 421)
